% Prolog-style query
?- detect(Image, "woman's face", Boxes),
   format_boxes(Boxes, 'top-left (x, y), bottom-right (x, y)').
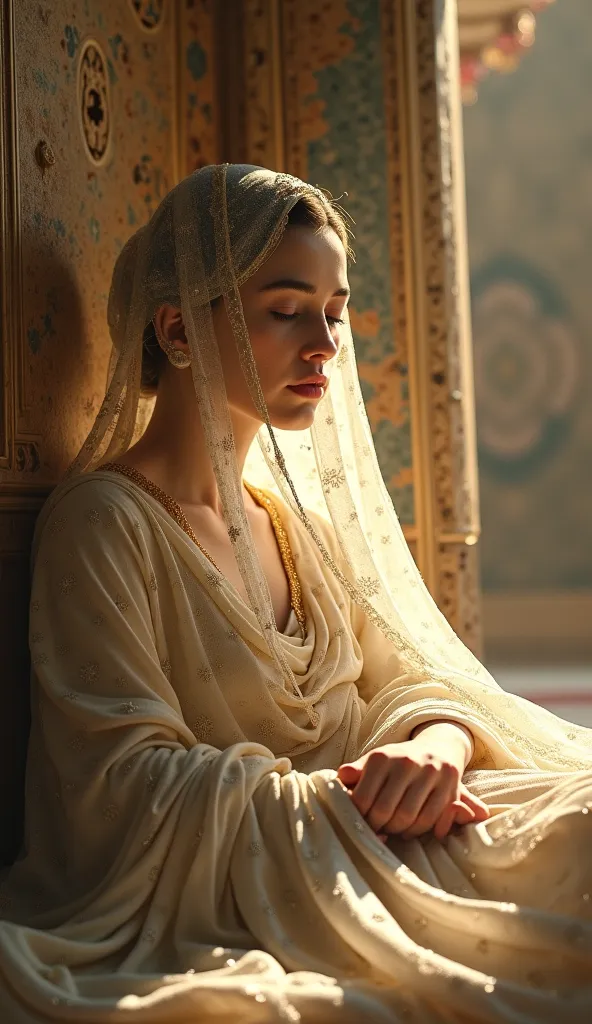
top-left (212, 223), bottom-right (350, 430)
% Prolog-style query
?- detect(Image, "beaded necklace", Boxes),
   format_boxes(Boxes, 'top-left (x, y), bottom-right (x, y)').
top-left (99, 462), bottom-right (306, 635)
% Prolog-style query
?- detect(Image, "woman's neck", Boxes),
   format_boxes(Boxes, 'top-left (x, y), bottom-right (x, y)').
top-left (114, 374), bottom-right (260, 517)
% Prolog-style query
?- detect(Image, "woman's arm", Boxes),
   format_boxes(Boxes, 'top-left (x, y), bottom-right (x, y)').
top-left (346, 593), bottom-right (511, 771)
top-left (28, 478), bottom-right (293, 896)
top-left (410, 719), bottom-right (474, 771)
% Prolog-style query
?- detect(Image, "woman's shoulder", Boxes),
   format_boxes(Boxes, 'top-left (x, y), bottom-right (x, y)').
top-left (34, 471), bottom-right (152, 555)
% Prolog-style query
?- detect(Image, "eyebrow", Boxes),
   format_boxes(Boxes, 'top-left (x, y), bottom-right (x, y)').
top-left (258, 278), bottom-right (350, 298)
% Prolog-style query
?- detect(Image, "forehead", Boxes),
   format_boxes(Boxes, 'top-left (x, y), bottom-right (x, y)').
top-left (251, 224), bottom-right (349, 288)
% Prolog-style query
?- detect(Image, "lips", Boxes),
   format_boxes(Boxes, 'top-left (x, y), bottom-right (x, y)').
top-left (287, 382), bottom-right (326, 399)
top-left (289, 375), bottom-right (328, 388)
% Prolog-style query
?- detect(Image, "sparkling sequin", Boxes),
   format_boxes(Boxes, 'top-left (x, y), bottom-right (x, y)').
top-left (258, 718), bottom-right (276, 741)
top-left (79, 661), bottom-right (99, 687)
top-left (59, 574), bottom-right (77, 597)
top-left (68, 731), bottom-right (87, 753)
top-left (192, 715), bottom-right (214, 742)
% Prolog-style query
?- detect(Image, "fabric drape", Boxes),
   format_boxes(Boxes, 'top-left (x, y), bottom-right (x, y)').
top-left (0, 474), bottom-right (590, 1023)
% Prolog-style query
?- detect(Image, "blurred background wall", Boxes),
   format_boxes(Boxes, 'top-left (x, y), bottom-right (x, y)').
top-left (463, 0), bottom-right (592, 670)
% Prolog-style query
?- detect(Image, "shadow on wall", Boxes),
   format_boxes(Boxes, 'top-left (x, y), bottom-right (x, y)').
top-left (1, 251), bottom-right (85, 866)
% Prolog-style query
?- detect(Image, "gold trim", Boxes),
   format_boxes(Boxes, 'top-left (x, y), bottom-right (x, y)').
top-left (434, 0), bottom-right (480, 536)
top-left (395, 0), bottom-right (438, 593)
top-left (246, 483), bottom-right (306, 632)
top-left (98, 463), bottom-right (306, 634)
top-left (99, 462), bottom-right (223, 570)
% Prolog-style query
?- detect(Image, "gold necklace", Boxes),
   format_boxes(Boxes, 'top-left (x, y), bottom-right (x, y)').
top-left (98, 462), bottom-right (306, 634)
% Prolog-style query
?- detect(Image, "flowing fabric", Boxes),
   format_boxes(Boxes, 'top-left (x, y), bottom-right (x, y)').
top-left (1, 163), bottom-right (592, 1021)
top-left (61, 160), bottom-right (583, 749)
top-left (0, 472), bottom-right (591, 1023)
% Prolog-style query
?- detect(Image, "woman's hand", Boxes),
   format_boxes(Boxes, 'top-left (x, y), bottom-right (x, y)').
top-left (337, 733), bottom-right (490, 841)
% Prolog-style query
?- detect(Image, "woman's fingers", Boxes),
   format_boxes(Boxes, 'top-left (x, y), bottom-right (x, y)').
top-left (366, 770), bottom-right (430, 834)
top-left (458, 786), bottom-right (490, 821)
top-left (336, 762), bottom-right (363, 788)
top-left (433, 790), bottom-right (491, 841)
top-left (437, 799), bottom-right (477, 839)
top-left (394, 771), bottom-right (458, 838)
top-left (346, 752), bottom-right (393, 818)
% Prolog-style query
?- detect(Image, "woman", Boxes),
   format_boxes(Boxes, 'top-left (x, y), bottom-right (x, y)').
top-left (0, 164), bottom-right (591, 1023)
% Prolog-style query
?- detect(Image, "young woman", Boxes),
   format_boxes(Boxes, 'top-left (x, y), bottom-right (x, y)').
top-left (0, 164), bottom-right (590, 1023)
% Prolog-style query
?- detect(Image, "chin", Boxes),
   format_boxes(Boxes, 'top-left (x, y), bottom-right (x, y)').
top-left (268, 404), bottom-right (318, 432)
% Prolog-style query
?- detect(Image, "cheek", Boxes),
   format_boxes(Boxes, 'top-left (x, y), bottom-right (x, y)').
top-left (246, 317), bottom-right (290, 372)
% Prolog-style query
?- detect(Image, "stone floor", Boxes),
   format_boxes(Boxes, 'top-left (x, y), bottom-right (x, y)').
top-left (488, 664), bottom-right (592, 728)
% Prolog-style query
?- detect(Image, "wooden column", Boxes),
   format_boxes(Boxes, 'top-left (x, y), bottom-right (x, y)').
top-left (390, 0), bottom-right (482, 651)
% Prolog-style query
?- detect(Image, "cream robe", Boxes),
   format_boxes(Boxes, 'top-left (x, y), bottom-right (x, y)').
top-left (0, 471), bottom-right (591, 1023)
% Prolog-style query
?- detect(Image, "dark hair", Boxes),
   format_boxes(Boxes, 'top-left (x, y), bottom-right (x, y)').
top-left (140, 193), bottom-right (352, 395)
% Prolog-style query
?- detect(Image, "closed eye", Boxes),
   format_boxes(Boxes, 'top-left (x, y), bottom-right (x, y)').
top-left (271, 311), bottom-right (346, 326)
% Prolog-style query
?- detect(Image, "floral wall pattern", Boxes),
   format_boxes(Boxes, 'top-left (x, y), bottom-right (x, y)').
top-left (6, 0), bottom-right (179, 483)
top-left (464, 0), bottom-right (592, 591)
top-left (283, 0), bottom-right (414, 524)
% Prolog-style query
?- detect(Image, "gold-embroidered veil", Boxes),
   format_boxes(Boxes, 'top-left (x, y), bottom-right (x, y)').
top-left (66, 162), bottom-right (591, 768)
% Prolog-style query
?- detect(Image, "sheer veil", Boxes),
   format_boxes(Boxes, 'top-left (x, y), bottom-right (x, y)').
top-left (61, 162), bottom-right (590, 768)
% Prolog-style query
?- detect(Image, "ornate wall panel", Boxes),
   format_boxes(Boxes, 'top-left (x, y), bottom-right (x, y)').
top-left (282, 0), bottom-right (415, 527)
top-left (399, 0), bottom-right (482, 646)
top-left (231, 0), bottom-right (481, 650)
top-left (2, 0), bottom-right (179, 487)
top-left (178, 0), bottom-right (220, 174)
top-left (0, 0), bottom-right (180, 861)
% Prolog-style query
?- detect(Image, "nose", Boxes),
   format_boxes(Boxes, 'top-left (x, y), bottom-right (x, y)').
top-left (302, 317), bottom-right (340, 365)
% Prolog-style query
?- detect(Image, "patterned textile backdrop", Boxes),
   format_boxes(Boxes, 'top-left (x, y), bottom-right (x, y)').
top-left (463, 0), bottom-right (592, 592)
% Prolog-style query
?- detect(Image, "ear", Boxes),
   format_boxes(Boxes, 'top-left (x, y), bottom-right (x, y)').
top-left (154, 304), bottom-right (188, 351)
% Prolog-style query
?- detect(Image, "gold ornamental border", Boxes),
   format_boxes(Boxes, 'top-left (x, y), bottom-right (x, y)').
top-left (383, 0), bottom-right (482, 650)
